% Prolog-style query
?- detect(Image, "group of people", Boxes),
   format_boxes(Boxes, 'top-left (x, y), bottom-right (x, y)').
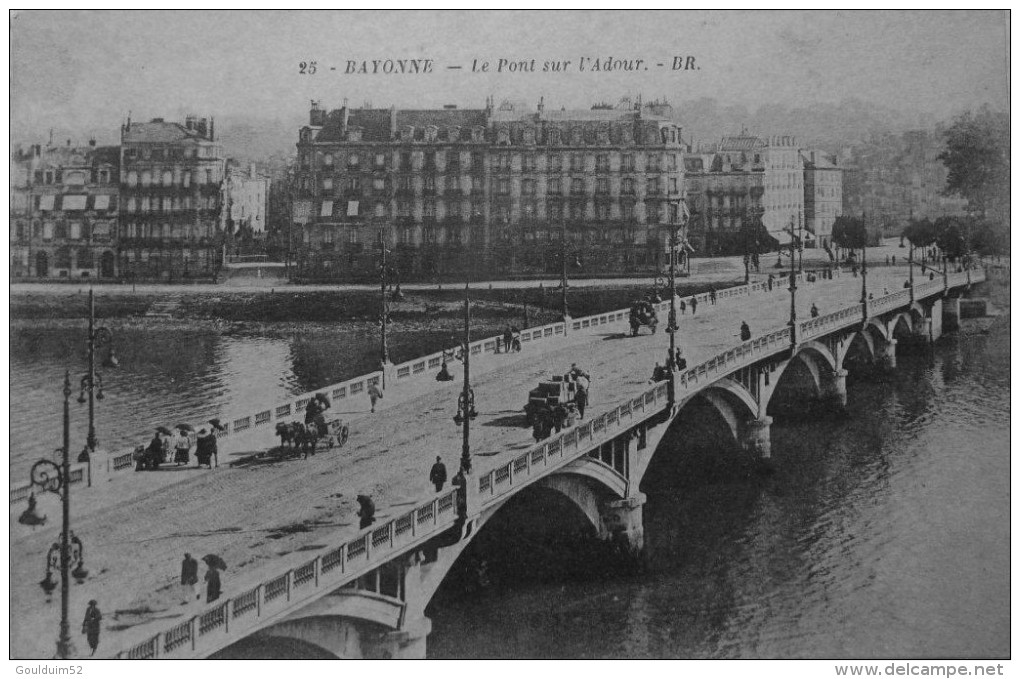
top-left (502, 326), bottom-right (522, 353)
top-left (180, 552), bottom-right (224, 605)
top-left (531, 364), bottom-right (590, 443)
top-left (137, 424), bottom-right (219, 471)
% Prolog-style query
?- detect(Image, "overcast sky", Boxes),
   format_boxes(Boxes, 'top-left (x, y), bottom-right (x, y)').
top-left (11, 10), bottom-right (1009, 135)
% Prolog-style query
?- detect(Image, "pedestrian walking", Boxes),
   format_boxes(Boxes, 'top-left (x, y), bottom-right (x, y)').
top-left (739, 321), bottom-right (751, 341)
top-left (810, 303), bottom-right (819, 318)
top-left (886, 255), bottom-right (890, 265)
top-left (532, 416), bottom-right (544, 443)
top-left (674, 348), bottom-right (687, 371)
top-left (502, 326), bottom-right (513, 353)
top-left (892, 255), bottom-right (897, 265)
top-left (145, 431), bottom-right (164, 470)
top-left (429, 456), bottom-right (448, 493)
top-left (690, 297), bottom-right (698, 315)
top-left (367, 383), bottom-right (383, 413)
top-left (195, 427), bottom-right (215, 469)
top-left (575, 385), bottom-right (588, 419)
top-left (679, 299), bottom-right (686, 315)
top-left (81, 600), bottom-right (102, 656)
top-left (173, 429), bottom-right (192, 466)
top-left (205, 566), bottom-right (222, 603)
top-left (180, 553), bottom-right (199, 604)
top-left (357, 494), bottom-right (376, 529)
top-left (710, 288), bottom-right (717, 305)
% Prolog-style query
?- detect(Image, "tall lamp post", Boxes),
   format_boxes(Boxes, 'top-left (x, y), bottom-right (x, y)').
top-left (908, 242), bottom-right (915, 303)
top-left (560, 216), bottom-right (569, 322)
top-left (666, 199), bottom-right (689, 400)
top-left (379, 226), bottom-right (390, 383)
top-left (787, 225), bottom-right (799, 347)
top-left (860, 229), bottom-right (869, 318)
top-left (18, 371), bottom-right (89, 659)
top-left (77, 289), bottom-right (116, 487)
top-left (453, 270), bottom-right (477, 474)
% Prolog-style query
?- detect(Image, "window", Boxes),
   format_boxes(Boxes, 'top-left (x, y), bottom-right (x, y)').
top-left (447, 201), bottom-right (461, 217)
top-left (141, 197), bottom-right (151, 212)
top-left (569, 202), bottom-right (584, 220)
top-left (126, 197), bottom-right (136, 213)
top-left (163, 170), bottom-right (173, 186)
top-left (571, 178), bottom-right (584, 195)
top-left (320, 200), bottom-right (334, 217)
top-left (424, 152), bottom-right (435, 169)
top-left (400, 152), bottom-right (412, 170)
top-left (471, 153), bottom-right (484, 171)
top-left (205, 169), bottom-right (213, 185)
top-left (646, 178), bottom-right (659, 195)
top-left (424, 200), bottom-right (435, 217)
top-left (570, 154), bottom-right (584, 171)
top-left (348, 177), bottom-right (361, 192)
top-left (398, 176), bottom-right (412, 192)
top-left (548, 154), bottom-right (563, 172)
top-left (346, 201), bottom-right (359, 217)
top-left (373, 177), bottom-right (385, 192)
top-left (69, 222), bottom-right (82, 240)
top-left (668, 155), bottom-right (678, 171)
top-left (522, 154), bottom-right (537, 172)
top-left (622, 204), bottom-right (634, 220)
top-left (647, 203), bottom-right (660, 223)
top-left (424, 176), bottom-right (435, 193)
top-left (397, 201), bottom-right (411, 217)
top-left (647, 155), bottom-right (660, 172)
top-left (183, 171), bottom-right (191, 188)
top-left (498, 179), bottom-right (510, 195)
top-left (622, 178), bottom-right (635, 195)
top-left (323, 177), bottom-right (333, 191)
top-left (323, 153), bottom-right (333, 167)
top-left (548, 202), bottom-right (563, 220)
top-left (596, 203), bottom-right (610, 220)
top-left (348, 154), bottom-right (359, 167)
top-left (621, 154), bottom-right (635, 172)
top-left (374, 203), bottom-right (386, 218)
top-left (548, 178), bottom-right (561, 195)
top-left (669, 178), bottom-right (678, 194)
top-left (596, 154), bottom-right (610, 172)
top-left (461, 176), bottom-right (473, 194)
top-left (446, 150), bottom-right (460, 169)
top-left (596, 178), bottom-right (609, 195)
top-left (43, 222), bottom-right (54, 240)
top-left (522, 179), bottom-right (536, 196)
top-left (141, 171), bottom-right (152, 187)
top-left (496, 153), bottom-right (511, 170)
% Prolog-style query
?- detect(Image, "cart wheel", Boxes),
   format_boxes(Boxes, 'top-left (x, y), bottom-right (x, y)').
top-left (339, 426), bottom-right (349, 447)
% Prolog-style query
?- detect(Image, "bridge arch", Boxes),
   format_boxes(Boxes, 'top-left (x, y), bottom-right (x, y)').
top-left (866, 317), bottom-right (889, 342)
top-left (887, 312), bottom-right (913, 340)
top-left (837, 329), bottom-right (875, 369)
top-left (675, 381), bottom-right (759, 444)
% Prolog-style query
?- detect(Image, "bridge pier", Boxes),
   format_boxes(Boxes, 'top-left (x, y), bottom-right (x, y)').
top-left (877, 339), bottom-right (898, 369)
top-left (741, 416), bottom-right (773, 461)
top-left (600, 492), bottom-right (646, 555)
top-left (363, 616), bottom-right (432, 659)
top-left (821, 368), bottom-right (848, 412)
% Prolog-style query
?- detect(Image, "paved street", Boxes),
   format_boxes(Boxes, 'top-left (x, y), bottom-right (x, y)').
top-left (10, 266), bottom-right (914, 659)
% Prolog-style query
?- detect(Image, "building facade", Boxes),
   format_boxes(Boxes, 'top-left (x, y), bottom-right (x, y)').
top-left (118, 116), bottom-right (225, 280)
top-left (223, 162), bottom-right (270, 259)
top-left (292, 99), bottom-right (685, 281)
top-left (10, 141), bottom-right (120, 279)
top-left (801, 149), bottom-right (843, 249)
top-left (683, 134), bottom-right (804, 254)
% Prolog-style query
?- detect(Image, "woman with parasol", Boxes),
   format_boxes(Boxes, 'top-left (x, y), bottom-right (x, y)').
top-left (202, 554), bottom-right (226, 602)
top-left (194, 421), bottom-right (223, 469)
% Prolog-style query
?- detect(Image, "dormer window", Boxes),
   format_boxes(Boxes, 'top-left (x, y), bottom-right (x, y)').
top-left (349, 127), bottom-right (363, 142)
top-left (471, 127), bottom-right (485, 143)
top-left (323, 153), bottom-right (333, 166)
top-left (425, 126), bottom-right (438, 143)
top-left (496, 128), bottom-right (510, 146)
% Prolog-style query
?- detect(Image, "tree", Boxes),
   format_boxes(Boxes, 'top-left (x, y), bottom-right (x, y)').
top-left (832, 216), bottom-right (868, 251)
top-left (933, 216), bottom-right (966, 260)
top-left (938, 106), bottom-right (1009, 224)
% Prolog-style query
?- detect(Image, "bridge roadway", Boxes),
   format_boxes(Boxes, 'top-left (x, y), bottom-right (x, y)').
top-left (11, 267), bottom-right (922, 659)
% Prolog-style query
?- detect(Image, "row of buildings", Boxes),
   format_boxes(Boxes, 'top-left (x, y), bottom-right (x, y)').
top-left (14, 97), bottom-right (964, 282)
top-left (289, 98), bottom-right (847, 281)
top-left (10, 116), bottom-right (268, 280)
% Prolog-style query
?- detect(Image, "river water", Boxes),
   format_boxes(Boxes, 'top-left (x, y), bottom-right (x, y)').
top-left (9, 305), bottom-right (1009, 659)
top-left (425, 316), bottom-right (1010, 659)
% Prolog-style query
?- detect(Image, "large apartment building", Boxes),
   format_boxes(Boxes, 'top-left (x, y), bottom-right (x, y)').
top-left (118, 115), bottom-right (225, 280)
top-left (292, 99), bottom-right (686, 281)
top-left (10, 141), bottom-right (120, 279)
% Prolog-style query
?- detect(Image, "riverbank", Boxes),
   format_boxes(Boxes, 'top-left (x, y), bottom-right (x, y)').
top-left (10, 279), bottom-right (741, 324)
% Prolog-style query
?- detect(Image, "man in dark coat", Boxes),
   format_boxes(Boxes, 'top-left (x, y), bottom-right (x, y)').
top-left (690, 296), bottom-right (698, 315)
top-left (180, 553), bottom-right (199, 604)
top-left (145, 432), bottom-right (163, 470)
top-left (429, 456), bottom-right (447, 492)
top-left (574, 386), bottom-right (588, 419)
top-left (81, 600), bottom-right (102, 656)
top-left (740, 321), bottom-right (751, 341)
top-left (357, 494), bottom-right (376, 529)
top-left (195, 428), bottom-right (215, 469)
top-left (205, 566), bottom-right (222, 603)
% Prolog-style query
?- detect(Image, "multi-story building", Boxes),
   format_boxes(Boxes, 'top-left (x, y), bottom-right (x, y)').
top-left (840, 129), bottom-right (967, 233)
top-left (801, 149), bottom-right (843, 249)
top-left (10, 141), bottom-right (120, 279)
top-left (683, 134), bottom-right (804, 254)
top-left (292, 98), bottom-right (685, 281)
top-left (118, 115), bottom-right (225, 280)
top-left (223, 162), bottom-right (270, 259)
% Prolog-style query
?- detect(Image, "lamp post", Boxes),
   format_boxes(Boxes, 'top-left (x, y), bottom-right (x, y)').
top-left (860, 233), bottom-right (869, 319)
top-left (908, 242), bottom-right (915, 303)
top-left (560, 216), bottom-right (569, 322)
top-left (787, 226), bottom-right (799, 347)
top-left (453, 271), bottom-right (477, 474)
top-left (19, 371), bottom-right (89, 659)
top-left (797, 211), bottom-right (804, 274)
top-left (379, 226), bottom-right (390, 379)
top-left (77, 289), bottom-right (116, 487)
top-left (665, 198), bottom-right (689, 401)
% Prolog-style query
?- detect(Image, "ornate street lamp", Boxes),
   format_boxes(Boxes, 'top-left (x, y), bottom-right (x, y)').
top-left (378, 227), bottom-right (390, 379)
top-left (18, 372), bottom-right (88, 659)
top-left (453, 272), bottom-right (477, 474)
top-left (77, 289), bottom-right (116, 487)
top-left (665, 198), bottom-right (690, 404)
top-left (559, 216), bottom-right (569, 322)
top-left (785, 222), bottom-right (800, 347)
